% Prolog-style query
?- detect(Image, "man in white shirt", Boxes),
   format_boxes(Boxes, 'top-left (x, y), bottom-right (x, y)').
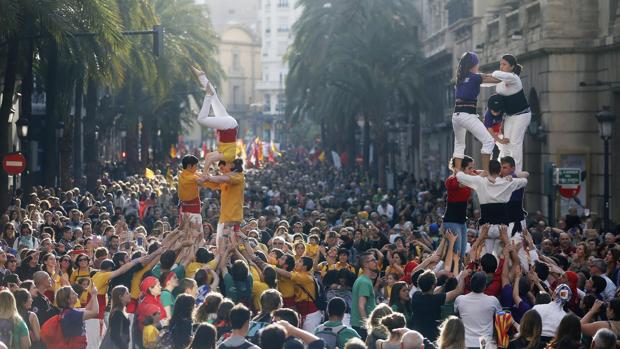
top-left (456, 160), bottom-right (527, 255)
top-left (455, 271), bottom-right (502, 349)
top-left (377, 199), bottom-right (394, 223)
top-left (532, 284), bottom-right (571, 342)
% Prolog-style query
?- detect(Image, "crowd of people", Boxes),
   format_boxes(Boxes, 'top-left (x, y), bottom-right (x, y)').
top-left (0, 149), bottom-right (616, 349)
top-left (0, 57), bottom-right (618, 349)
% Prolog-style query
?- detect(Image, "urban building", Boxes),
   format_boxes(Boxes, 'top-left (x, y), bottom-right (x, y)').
top-left (255, 0), bottom-right (301, 141)
top-left (414, 0), bottom-right (620, 224)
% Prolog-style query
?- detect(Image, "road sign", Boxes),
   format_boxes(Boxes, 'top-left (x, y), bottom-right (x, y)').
top-left (555, 168), bottom-right (581, 187)
top-left (2, 152), bottom-right (26, 175)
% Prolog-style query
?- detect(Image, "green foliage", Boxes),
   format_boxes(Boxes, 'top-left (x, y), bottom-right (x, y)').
top-left (286, 0), bottom-right (426, 154)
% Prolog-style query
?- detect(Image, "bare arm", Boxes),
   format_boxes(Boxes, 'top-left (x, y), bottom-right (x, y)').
top-left (276, 320), bottom-right (321, 344)
top-left (444, 230), bottom-right (457, 272)
top-left (358, 296), bottom-right (368, 321)
top-left (446, 269), bottom-right (470, 302)
top-left (83, 286), bottom-right (100, 320)
top-left (482, 74), bottom-right (502, 84)
top-left (29, 312), bottom-right (41, 341)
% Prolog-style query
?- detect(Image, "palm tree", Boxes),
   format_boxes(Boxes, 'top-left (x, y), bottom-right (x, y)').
top-left (286, 0), bottom-right (426, 185)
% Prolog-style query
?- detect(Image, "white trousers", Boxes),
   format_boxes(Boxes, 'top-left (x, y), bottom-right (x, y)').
top-left (499, 112), bottom-right (531, 172)
top-left (181, 212), bottom-right (203, 232)
top-left (483, 221), bottom-right (529, 270)
top-left (197, 91), bottom-right (238, 130)
top-left (86, 318), bottom-right (105, 349)
top-left (452, 112), bottom-right (495, 158)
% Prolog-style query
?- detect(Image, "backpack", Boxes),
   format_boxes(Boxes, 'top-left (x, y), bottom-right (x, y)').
top-left (154, 328), bottom-right (174, 349)
top-left (40, 311), bottom-right (87, 349)
top-left (0, 318), bottom-right (14, 348)
top-left (315, 324), bottom-right (346, 349)
top-left (246, 320), bottom-right (270, 344)
top-left (218, 340), bottom-right (254, 349)
top-left (298, 276), bottom-right (327, 311)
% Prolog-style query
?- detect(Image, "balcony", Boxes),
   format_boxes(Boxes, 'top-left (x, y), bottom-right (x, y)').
top-left (447, 0), bottom-right (473, 26)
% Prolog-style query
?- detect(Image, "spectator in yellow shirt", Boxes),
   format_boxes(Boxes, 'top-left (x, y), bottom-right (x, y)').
top-left (142, 304), bottom-right (161, 349)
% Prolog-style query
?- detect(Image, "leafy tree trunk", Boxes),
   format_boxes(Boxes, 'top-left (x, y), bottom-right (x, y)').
top-left (126, 119), bottom-right (140, 174)
top-left (375, 123), bottom-right (387, 188)
top-left (44, 40), bottom-right (59, 187)
top-left (84, 78), bottom-right (99, 192)
top-left (73, 76), bottom-right (84, 186)
top-left (0, 38), bottom-right (19, 212)
top-left (346, 113), bottom-right (356, 169)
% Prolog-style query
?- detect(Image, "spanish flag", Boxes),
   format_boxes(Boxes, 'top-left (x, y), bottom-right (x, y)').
top-left (144, 168), bottom-right (155, 180)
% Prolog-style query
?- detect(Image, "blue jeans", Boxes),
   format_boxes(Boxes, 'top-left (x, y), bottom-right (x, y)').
top-left (443, 222), bottom-right (467, 259)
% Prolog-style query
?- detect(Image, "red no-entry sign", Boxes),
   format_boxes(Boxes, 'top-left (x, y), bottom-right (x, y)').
top-left (2, 152), bottom-right (26, 175)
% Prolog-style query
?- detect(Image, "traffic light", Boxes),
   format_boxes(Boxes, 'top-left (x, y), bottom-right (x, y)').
top-left (153, 25), bottom-right (164, 57)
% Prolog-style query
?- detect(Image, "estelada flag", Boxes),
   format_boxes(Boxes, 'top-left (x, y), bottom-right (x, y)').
top-left (144, 168), bottom-right (155, 180)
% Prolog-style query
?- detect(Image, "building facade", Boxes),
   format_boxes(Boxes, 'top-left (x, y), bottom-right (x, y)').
top-left (414, 0), bottom-right (620, 225)
top-left (255, 0), bottom-right (301, 141)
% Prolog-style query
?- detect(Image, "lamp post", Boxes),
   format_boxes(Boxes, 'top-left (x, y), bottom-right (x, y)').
top-left (55, 121), bottom-right (64, 188)
top-left (595, 107), bottom-right (616, 233)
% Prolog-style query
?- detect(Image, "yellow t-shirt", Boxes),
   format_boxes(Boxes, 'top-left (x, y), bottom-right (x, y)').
top-left (305, 244), bottom-right (319, 259)
top-left (385, 265), bottom-right (404, 278)
top-left (92, 271), bottom-right (113, 296)
top-left (143, 324), bottom-right (160, 349)
top-left (253, 281), bottom-right (270, 311)
top-left (278, 275), bottom-right (295, 299)
top-left (291, 271), bottom-right (315, 303)
top-left (335, 262), bottom-right (356, 274)
top-left (70, 269), bottom-right (92, 284)
top-left (131, 265), bottom-right (152, 299)
top-left (218, 142), bottom-right (237, 163)
top-left (178, 170), bottom-right (201, 202)
top-left (317, 261), bottom-right (338, 277)
top-left (185, 262), bottom-right (206, 279)
top-left (203, 172), bottom-right (245, 223)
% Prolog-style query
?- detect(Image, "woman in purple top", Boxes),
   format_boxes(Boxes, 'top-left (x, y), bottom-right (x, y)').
top-left (452, 52), bottom-right (500, 173)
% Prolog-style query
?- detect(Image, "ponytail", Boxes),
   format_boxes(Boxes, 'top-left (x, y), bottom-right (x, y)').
top-left (456, 52), bottom-right (478, 85)
top-left (501, 54), bottom-right (523, 76)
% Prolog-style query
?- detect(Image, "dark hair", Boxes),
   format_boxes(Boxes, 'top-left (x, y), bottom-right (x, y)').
top-left (195, 269), bottom-right (208, 287)
top-left (259, 289), bottom-right (283, 314)
top-left (389, 281), bottom-right (409, 307)
top-left (282, 254), bottom-right (295, 272)
top-left (231, 158), bottom-right (244, 173)
top-left (480, 253), bottom-right (498, 273)
top-left (100, 259), bottom-right (115, 271)
top-left (516, 310), bottom-right (542, 349)
top-left (191, 323), bottom-right (217, 349)
top-left (591, 276), bottom-right (607, 294)
top-left (412, 269), bottom-right (425, 287)
top-left (301, 256), bottom-right (313, 272)
top-left (470, 271), bottom-right (487, 293)
top-left (230, 260), bottom-right (249, 282)
top-left (450, 155), bottom-right (474, 172)
top-left (196, 247), bottom-right (213, 264)
top-left (536, 292), bottom-right (552, 305)
top-left (112, 251), bottom-right (127, 269)
top-left (418, 270), bottom-right (437, 293)
top-left (13, 288), bottom-right (31, 318)
top-left (549, 314), bottom-right (581, 349)
top-left (170, 294), bottom-right (196, 349)
top-left (534, 261), bottom-right (550, 281)
top-left (260, 324), bottom-right (287, 349)
top-left (444, 277), bottom-right (459, 292)
top-left (229, 303), bottom-right (251, 330)
top-left (456, 52), bottom-right (478, 85)
top-left (381, 312), bottom-right (406, 332)
top-left (489, 160), bottom-right (501, 176)
top-left (273, 308), bottom-right (299, 327)
top-left (160, 250), bottom-right (177, 270)
top-left (327, 297), bottom-right (346, 318)
top-left (263, 266), bottom-right (278, 289)
top-left (609, 299), bottom-right (620, 320)
top-left (182, 155), bottom-right (199, 169)
top-left (500, 156), bottom-right (516, 168)
top-left (501, 54), bottom-right (522, 76)
top-left (215, 298), bottom-right (234, 324)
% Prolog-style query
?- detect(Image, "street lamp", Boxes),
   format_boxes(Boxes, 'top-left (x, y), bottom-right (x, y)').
top-left (16, 117), bottom-right (29, 139)
top-left (595, 106), bottom-right (616, 233)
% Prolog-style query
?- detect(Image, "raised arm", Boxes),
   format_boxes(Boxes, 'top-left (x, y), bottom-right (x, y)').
top-left (83, 286), bottom-right (100, 320)
top-left (444, 230), bottom-right (457, 273)
top-left (446, 269), bottom-right (471, 302)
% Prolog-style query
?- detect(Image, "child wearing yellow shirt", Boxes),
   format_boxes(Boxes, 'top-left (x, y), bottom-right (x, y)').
top-left (142, 306), bottom-right (161, 349)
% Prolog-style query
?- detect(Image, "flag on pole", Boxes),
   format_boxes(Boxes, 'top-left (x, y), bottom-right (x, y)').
top-left (237, 139), bottom-right (247, 163)
top-left (170, 144), bottom-right (177, 159)
top-left (318, 150), bottom-right (326, 162)
top-left (144, 168), bottom-right (155, 180)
